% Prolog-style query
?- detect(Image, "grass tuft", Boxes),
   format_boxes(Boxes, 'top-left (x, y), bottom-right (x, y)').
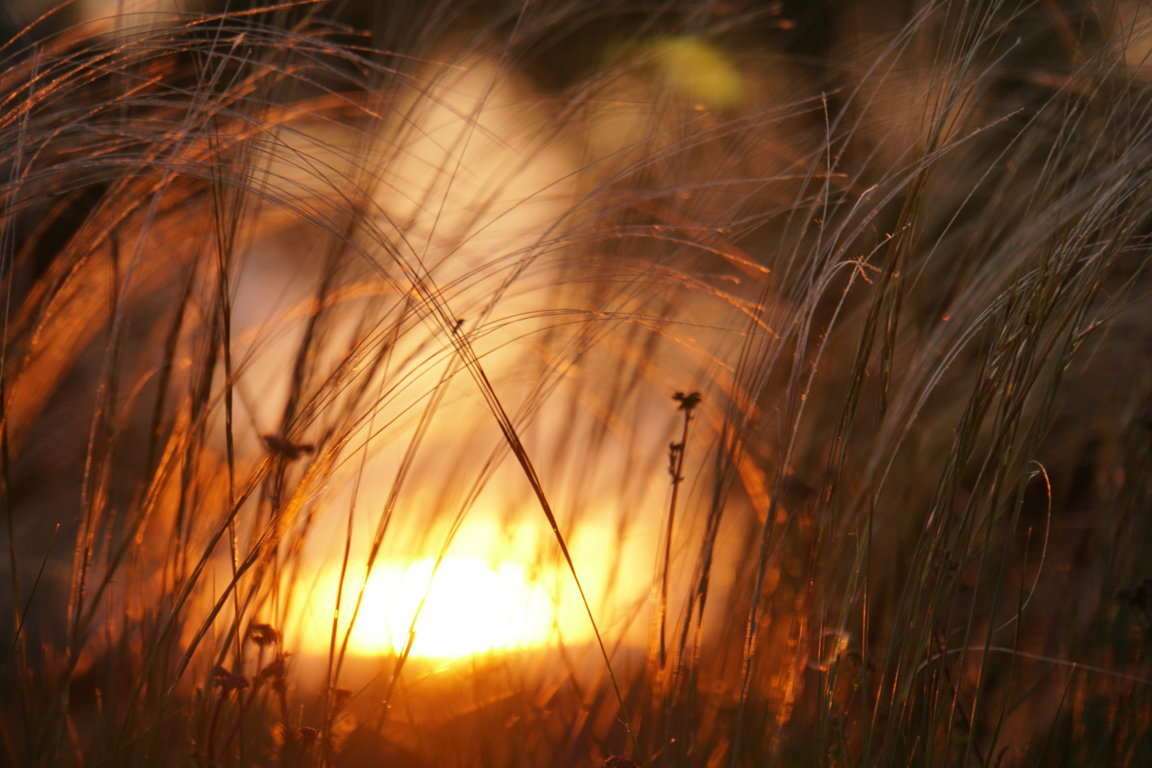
top-left (2, 1), bottom-right (1151, 766)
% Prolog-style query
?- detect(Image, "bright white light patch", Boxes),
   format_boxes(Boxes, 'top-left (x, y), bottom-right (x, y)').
top-left (302, 558), bottom-right (574, 659)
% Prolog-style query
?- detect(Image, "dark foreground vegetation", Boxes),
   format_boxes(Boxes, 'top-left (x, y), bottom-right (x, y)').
top-left (2, 0), bottom-right (1151, 765)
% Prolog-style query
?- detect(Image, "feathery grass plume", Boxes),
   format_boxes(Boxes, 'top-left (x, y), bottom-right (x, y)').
top-left (1, 1), bottom-right (1151, 766)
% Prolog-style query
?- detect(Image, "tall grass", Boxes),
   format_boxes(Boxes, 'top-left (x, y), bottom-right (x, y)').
top-left (2, 1), bottom-right (1151, 766)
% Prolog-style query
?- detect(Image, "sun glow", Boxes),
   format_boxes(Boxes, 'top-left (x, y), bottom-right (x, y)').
top-left (300, 557), bottom-right (587, 660)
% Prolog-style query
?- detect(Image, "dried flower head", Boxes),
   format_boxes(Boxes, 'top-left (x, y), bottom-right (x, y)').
top-left (211, 666), bottom-right (249, 693)
top-left (672, 391), bottom-right (701, 413)
top-left (261, 434), bottom-right (315, 461)
top-left (248, 622), bottom-right (281, 646)
top-left (258, 656), bottom-right (287, 682)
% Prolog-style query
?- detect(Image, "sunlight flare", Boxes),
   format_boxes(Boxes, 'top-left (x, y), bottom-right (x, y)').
top-left (300, 557), bottom-right (588, 659)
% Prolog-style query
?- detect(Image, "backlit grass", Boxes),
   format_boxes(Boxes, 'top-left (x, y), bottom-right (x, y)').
top-left (2, 1), bottom-right (1151, 766)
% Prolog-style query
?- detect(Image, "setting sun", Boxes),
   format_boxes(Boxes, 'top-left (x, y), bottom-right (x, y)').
top-left (300, 557), bottom-right (588, 660)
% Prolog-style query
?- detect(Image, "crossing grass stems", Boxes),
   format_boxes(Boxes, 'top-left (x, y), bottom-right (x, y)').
top-left (2, 1), bottom-right (1152, 766)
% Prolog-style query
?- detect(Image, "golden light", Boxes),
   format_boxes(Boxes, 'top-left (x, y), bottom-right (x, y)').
top-left (299, 556), bottom-right (593, 660)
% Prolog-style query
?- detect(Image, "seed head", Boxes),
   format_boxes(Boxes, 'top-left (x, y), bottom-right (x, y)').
top-left (211, 666), bottom-right (249, 693)
top-left (261, 434), bottom-right (315, 461)
top-left (248, 622), bottom-right (281, 646)
top-left (672, 391), bottom-right (701, 413)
